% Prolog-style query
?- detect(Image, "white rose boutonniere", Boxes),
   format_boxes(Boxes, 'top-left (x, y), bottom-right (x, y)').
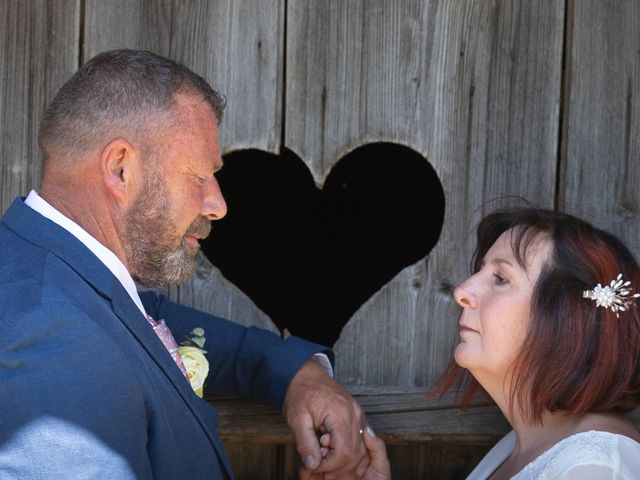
top-left (178, 328), bottom-right (209, 398)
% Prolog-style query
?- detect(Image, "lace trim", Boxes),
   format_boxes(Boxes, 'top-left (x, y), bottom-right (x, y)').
top-left (512, 431), bottom-right (630, 479)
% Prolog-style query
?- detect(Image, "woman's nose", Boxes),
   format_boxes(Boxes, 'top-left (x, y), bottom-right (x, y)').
top-left (454, 282), bottom-right (477, 309)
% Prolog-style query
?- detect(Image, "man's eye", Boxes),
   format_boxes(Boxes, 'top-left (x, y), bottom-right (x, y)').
top-left (493, 273), bottom-right (508, 285)
top-left (193, 175), bottom-right (207, 186)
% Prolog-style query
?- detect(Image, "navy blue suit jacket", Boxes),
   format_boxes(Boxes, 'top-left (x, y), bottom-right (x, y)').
top-left (0, 198), bottom-right (331, 479)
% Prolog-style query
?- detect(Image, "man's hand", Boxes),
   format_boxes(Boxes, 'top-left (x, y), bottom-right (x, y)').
top-left (283, 360), bottom-right (367, 477)
top-left (299, 426), bottom-right (391, 480)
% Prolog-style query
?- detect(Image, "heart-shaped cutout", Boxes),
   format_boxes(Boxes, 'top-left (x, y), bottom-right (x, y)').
top-left (201, 143), bottom-right (444, 346)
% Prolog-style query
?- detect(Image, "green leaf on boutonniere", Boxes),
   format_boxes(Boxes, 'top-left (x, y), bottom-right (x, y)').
top-left (192, 327), bottom-right (205, 337)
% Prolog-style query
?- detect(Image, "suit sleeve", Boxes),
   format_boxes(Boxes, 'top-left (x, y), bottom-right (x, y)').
top-left (139, 291), bottom-right (334, 409)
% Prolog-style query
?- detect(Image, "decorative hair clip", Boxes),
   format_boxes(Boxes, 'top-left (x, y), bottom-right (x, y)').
top-left (583, 273), bottom-right (640, 317)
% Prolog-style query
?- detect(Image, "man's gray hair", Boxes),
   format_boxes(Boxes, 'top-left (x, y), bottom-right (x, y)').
top-left (38, 49), bottom-right (226, 165)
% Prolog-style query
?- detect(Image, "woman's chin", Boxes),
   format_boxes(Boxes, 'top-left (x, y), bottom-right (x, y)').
top-left (453, 343), bottom-right (474, 369)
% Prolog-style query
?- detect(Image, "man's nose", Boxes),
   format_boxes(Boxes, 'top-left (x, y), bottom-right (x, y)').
top-left (201, 176), bottom-right (227, 221)
top-left (454, 281), bottom-right (477, 309)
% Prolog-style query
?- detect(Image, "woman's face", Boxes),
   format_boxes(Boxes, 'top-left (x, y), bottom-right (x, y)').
top-left (453, 229), bottom-right (552, 383)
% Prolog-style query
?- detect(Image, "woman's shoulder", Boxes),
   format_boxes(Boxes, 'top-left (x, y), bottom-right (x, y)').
top-left (515, 431), bottom-right (640, 479)
top-left (550, 430), bottom-right (640, 463)
top-left (465, 431), bottom-right (516, 480)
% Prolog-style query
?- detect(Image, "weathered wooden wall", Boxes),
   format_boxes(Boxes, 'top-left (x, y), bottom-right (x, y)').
top-left (0, 0), bottom-right (79, 209)
top-left (559, 0), bottom-right (640, 256)
top-left (1, 0), bottom-right (639, 478)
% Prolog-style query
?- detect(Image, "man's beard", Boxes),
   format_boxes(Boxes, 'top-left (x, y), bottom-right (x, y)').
top-left (123, 169), bottom-right (211, 288)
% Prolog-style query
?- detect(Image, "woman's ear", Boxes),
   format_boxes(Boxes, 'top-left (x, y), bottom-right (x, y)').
top-left (100, 139), bottom-right (141, 206)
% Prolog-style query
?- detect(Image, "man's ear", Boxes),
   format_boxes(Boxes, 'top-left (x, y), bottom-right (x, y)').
top-left (100, 139), bottom-right (141, 206)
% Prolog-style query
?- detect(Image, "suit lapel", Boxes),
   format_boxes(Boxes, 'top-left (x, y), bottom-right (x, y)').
top-left (3, 198), bottom-right (234, 478)
top-left (109, 288), bottom-right (233, 476)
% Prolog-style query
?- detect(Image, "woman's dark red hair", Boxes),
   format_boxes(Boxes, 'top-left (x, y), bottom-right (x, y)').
top-left (431, 207), bottom-right (640, 424)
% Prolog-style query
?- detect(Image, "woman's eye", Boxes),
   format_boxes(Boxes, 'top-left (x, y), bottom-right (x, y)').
top-left (493, 273), bottom-right (508, 285)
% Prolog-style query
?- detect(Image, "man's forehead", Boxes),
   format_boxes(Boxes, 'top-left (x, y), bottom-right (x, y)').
top-left (169, 94), bottom-right (218, 132)
top-left (174, 91), bottom-right (216, 114)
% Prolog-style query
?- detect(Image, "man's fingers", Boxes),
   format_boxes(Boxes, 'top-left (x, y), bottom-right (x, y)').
top-left (283, 359), bottom-right (368, 476)
top-left (290, 416), bottom-right (322, 469)
top-left (319, 405), bottom-right (366, 472)
top-left (355, 454), bottom-right (371, 478)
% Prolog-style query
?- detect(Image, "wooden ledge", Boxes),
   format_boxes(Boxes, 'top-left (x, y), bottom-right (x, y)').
top-left (210, 387), bottom-right (640, 444)
top-left (209, 388), bottom-right (510, 444)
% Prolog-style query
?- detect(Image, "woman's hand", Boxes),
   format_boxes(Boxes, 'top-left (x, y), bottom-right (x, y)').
top-left (359, 426), bottom-right (390, 480)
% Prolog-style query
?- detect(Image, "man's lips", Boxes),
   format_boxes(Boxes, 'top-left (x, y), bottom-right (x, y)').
top-left (184, 219), bottom-right (212, 248)
top-left (184, 234), bottom-right (203, 247)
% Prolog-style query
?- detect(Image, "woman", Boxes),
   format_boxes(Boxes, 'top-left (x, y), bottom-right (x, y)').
top-left (324, 207), bottom-right (640, 479)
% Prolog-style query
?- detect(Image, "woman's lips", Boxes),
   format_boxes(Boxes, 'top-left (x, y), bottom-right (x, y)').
top-left (459, 324), bottom-right (478, 334)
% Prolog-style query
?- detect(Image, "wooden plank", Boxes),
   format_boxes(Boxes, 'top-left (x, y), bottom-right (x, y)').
top-left (169, 0), bottom-right (284, 154)
top-left (285, 0), bottom-right (565, 386)
top-left (0, 0), bottom-right (79, 213)
top-left (212, 392), bottom-right (640, 443)
top-left (559, 0), bottom-right (640, 257)
top-left (385, 442), bottom-right (492, 480)
top-left (211, 390), bottom-right (510, 444)
top-left (83, 0), bottom-right (173, 58)
top-left (84, 0), bottom-right (283, 155)
top-left (225, 444), bottom-right (282, 480)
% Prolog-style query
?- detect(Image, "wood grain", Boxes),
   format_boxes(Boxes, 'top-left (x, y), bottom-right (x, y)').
top-left (0, 0), bottom-right (79, 213)
top-left (212, 390), bottom-right (510, 444)
top-left (559, 0), bottom-right (640, 258)
top-left (84, 0), bottom-right (283, 155)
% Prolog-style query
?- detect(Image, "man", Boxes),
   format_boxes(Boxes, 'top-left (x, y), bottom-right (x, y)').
top-left (0, 49), bottom-right (366, 479)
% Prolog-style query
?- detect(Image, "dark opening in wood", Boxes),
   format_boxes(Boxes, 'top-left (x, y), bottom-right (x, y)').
top-left (201, 143), bottom-right (445, 346)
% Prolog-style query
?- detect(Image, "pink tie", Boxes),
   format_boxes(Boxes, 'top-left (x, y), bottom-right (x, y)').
top-left (146, 314), bottom-right (189, 379)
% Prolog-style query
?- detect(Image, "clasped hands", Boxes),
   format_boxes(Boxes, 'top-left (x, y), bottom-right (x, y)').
top-left (283, 360), bottom-right (390, 479)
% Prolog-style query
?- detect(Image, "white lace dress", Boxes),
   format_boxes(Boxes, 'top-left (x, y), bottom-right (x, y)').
top-left (466, 430), bottom-right (640, 479)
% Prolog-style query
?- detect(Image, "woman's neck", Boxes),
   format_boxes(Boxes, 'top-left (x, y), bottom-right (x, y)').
top-left (510, 411), bottom-right (580, 454)
top-left (502, 401), bottom-right (640, 452)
